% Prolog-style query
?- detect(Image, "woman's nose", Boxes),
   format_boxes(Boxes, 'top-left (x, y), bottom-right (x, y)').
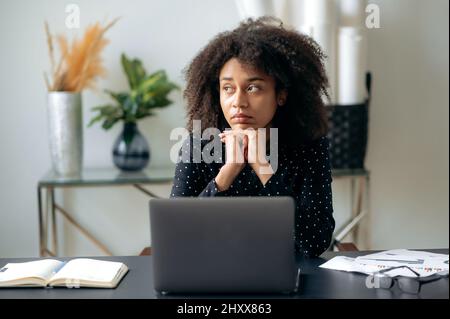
top-left (232, 89), bottom-right (248, 108)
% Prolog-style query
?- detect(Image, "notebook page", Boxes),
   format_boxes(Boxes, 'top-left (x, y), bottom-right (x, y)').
top-left (0, 259), bottom-right (63, 283)
top-left (49, 258), bottom-right (124, 283)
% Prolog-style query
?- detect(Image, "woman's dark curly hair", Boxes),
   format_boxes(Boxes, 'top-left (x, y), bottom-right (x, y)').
top-left (183, 16), bottom-right (330, 146)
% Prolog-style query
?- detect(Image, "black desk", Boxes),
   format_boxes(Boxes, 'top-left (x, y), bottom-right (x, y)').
top-left (0, 250), bottom-right (447, 299)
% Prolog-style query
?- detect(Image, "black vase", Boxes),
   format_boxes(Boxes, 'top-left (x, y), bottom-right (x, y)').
top-left (113, 122), bottom-right (150, 171)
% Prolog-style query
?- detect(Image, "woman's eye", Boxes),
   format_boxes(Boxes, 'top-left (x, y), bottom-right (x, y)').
top-left (223, 86), bottom-right (233, 93)
top-left (248, 85), bottom-right (260, 92)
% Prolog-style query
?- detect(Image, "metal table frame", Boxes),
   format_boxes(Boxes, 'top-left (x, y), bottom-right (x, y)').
top-left (330, 169), bottom-right (370, 250)
top-left (37, 168), bottom-right (174, 257)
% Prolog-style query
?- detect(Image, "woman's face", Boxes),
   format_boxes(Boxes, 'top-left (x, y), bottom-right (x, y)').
top-left (219, 58), bottom-right (286, 131)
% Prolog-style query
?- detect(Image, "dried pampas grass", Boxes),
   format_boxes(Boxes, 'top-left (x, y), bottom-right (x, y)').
top-left (45, 18), bottom-right (118, 92)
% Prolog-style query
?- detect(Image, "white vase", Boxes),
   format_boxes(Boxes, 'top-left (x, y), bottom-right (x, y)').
top-left (47, 92), bottom-right (83, 176)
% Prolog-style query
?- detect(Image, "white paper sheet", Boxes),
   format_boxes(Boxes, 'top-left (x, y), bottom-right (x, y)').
top-left (320, 249), bottom-right (449, 278)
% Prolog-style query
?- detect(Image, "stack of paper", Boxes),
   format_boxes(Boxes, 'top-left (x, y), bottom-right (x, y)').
top-left (320, 249), bottom-right (449, 277)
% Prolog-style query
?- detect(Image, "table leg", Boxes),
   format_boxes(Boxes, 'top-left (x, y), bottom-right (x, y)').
top-left (37, 186), bottom-right (44, 257)
top-left (353, 176), bottom-right (364, 245)
top-left (38, 186), bottom-right (56, 257)
top-left (133, 184), bottom-right (161, 198)
top-left (365, 174), bottom-right (371, 248)
top-left (350, 177), bottom-right (356, 243)
top-left (50, 187), bottom-right (58, 256)
top-left (45, 187), bottom-right (56, 257)
top-left (332, 176), bottom-right (368, 248)
top-left (55, 203), bottom-right (113, 256)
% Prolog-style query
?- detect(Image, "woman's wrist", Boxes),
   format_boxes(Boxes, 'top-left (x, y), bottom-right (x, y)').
top-left (214, 169), bottom-right (230, 192)
top-left (215, 164), bottom-right (242, 191)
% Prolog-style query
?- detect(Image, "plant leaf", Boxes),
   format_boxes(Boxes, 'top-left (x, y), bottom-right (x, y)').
top-left (143, 96), bottom-right (173, 109)
top-left (136, 110), bottom-right (155, 120)
top-left (137, 70), bottom-right (167, 93)
top-left (87, 113), bottom-right (103, 127)
top-left (88, 104), bottom-right (123, 129)
top-left (102, 116), bottom-right (120, 130)
top-left (133, 59), bottom-right (146, 85)
top-left (121, 53), bottom-right (136, 89)
top-left (121, 53), bottom-right (146, 90)
top-left (105, 89), bottom-right (129, 105)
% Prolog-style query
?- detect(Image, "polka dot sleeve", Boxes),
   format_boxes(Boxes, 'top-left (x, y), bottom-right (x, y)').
top-left (296, 136), bottom-right (335, 257)
top-left (170, 135), bottom-right (229, 198)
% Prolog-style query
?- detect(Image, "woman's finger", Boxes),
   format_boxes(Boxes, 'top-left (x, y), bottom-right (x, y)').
top-left (243, 134), bottom-right (248, 146)
top-left (221, 130), bottom-right (245, 136)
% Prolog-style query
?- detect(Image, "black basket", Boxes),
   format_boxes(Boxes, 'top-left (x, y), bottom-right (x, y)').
top-left (326, 72), bottom-right (371, 169)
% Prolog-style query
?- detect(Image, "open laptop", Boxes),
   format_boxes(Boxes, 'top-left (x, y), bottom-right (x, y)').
top-left (149, 197), bottom-right (300, 294)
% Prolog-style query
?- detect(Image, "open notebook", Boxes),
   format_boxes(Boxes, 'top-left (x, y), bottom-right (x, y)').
top-left (0, 258), bottom-right (128, 288)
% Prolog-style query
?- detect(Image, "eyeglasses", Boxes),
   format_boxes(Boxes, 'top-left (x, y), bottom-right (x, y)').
top-left (371, 265), bottom-right (449, 294)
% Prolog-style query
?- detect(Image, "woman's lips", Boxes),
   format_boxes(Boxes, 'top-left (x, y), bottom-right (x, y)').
top-left (231, 115), bottom-right (253, 124)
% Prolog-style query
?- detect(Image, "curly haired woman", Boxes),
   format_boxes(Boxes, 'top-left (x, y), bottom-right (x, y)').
top-left (170, 17), bottom-right (335, 257)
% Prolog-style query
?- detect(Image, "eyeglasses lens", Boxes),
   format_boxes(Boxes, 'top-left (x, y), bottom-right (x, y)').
top-left (376, 275), bottom-right (394, 289)
top-left (397, 277), bottom-right (421, 294)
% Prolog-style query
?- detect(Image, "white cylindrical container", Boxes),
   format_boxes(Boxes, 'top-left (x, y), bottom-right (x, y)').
top-left (339, 0), bottom-right (367, 27)
top-left (310, 24), bottom-right (337, 104)
top-left (301, 0), bottom-right (338, 104)
top-left (337, 27), bottom-right (368, 104)
top-left (47, 92), bottom-right (83, 176)
top-left (303, 0), bottom-right (335, 25)
top-left (235, 0), bottom-right (275, 20)
top-left (272, 0), bottom-right (289, 24)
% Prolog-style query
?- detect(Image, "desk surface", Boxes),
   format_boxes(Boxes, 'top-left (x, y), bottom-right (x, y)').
top-left (0, 249), bottom-right (447, 299)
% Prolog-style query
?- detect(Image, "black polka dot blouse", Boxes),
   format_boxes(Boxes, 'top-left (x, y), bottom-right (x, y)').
top-left (170, 134), bottom-right (335, 257)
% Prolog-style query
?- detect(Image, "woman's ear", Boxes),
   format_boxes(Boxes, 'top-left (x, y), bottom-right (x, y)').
top-left (277, 89), bottom-right (288, 106)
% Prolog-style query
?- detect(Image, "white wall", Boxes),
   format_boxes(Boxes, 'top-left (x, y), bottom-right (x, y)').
top-left (366, 0), bottom-right (449, 249)
top-left (0, 0), bottom-right (447, 257)
top-left (0, 0), bottom-right (239, 257)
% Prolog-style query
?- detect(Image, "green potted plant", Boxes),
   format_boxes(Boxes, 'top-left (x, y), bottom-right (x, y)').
top-left (88, 53), bottom-right (179, 171)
